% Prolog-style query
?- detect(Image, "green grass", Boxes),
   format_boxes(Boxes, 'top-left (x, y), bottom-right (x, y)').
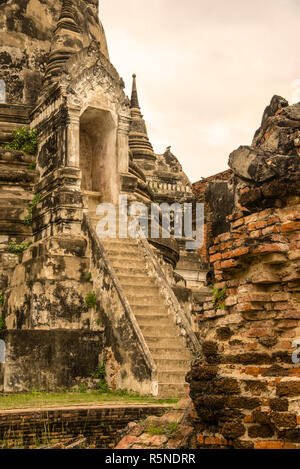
top-left (0, 391), bottom-right (178, 411)
top-left (145, 421), bottom-right (179, 436)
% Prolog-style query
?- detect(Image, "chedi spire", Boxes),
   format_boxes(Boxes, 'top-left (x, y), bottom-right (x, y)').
top-left (129, 74), bottom-right (156, 164)
top-left (43, 0), bottom-right (83, 88)
top-left (131, 74), bottom-right (140, 110)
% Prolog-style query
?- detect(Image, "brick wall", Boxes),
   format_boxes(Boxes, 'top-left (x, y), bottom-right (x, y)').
top-left (0, 405), bottom-right (170, 449)
top-left (188, 201), bottom-right (300, 449)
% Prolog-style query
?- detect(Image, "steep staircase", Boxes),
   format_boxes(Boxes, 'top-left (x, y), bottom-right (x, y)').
top-left (100, 237), bottom-right (193, 398)
top-left (84, 199), bottom-right (197, 397)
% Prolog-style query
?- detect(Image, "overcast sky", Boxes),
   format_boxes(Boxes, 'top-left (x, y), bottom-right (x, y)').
top-left (100, 0), bottom-right (300, 182)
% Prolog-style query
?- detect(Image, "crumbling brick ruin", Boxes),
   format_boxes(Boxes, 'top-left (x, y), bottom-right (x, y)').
top-left (0, 0), bottom-right (300, 450)
top-left (189, 95), bottom-right (300, 449)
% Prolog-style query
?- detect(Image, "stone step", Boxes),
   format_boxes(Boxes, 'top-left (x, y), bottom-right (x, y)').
top-left (117, 275), bottom-right (155, 287)
top-left (158, 371), bottom-right (188, 384)
top-left (136, 315), bottom-right (170, 327)
top-left (109, 259), bottom-right (145, 269)
top-left (102, 238), bottom-right (139, 248)
top-left (108, 252), bottom-right (143, 261)
top-left (145, 336), bottom-right (187, 348)
top-left (103, 239), bottom-right (143, 252)
top-left (105, 249), bottom-right (144, 261)
top-left (151, 348), bottom-right (192, 360)
top-left (132, 308), bottom-right (169, 317)
top-left (113, 266), bottom-right (149, 276)
top-left (141, 326), bottom-right (181, 338)
top-left (121, 285), bottom-right (160, 296)
top-left (131, 305), bottom-right (169, 315)
top-left (127, 295), bottom-right (163, 306)
top-left (158, 383), bottom-right (189, 398)
top-left (155, 358), bottom-right (191, 371)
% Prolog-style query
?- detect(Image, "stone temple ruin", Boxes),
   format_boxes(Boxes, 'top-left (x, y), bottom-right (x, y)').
top-left (0, 0), bottom-right (300, 450)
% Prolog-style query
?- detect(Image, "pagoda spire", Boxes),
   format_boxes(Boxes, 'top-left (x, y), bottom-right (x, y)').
top-left (131, 74), bottom-right (140, 111)
top-left (56, 0), bottom-right (81, 34)
top-left (129, 74), bottom-right (156, 165)
top-left (43, 0), bottom-right (83, 88)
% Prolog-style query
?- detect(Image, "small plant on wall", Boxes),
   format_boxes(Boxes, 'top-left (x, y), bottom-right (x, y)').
top-left (85, 272), bottom-right (92, 282)
top-left (91, 358), bottom-right (109, 393)
top-left (5, 126), bottom-right (38, 155)
top-left (0, 315), bottom-right (6, 331)
top-left (85, 292), bottom-right (97, 309)
top-left (8, 240), bottom-right (32, 255)
top-left (24, 194), bottom-right (41, 225)
top-left (0, 290), bottom-right (4, 307)
top-left (212, 285), bottom-right (227, 311)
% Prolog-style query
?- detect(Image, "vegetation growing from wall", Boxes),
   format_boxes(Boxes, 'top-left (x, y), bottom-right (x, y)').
top-left (28, 162), bottom-right (36, 170)
top-left (24, 194), bottom-right (41, 225)
top-left (0, 290), bottom-right (4, 307)
top-left (5, 126), bottom-right (38, 155)
top-left (0, 315), bottom-right (6, 331)
top-left (85, 292), bottom-right (97, 308)
top-left (212, 285), bottom-right (227, 310)
top-left (8, 240), bottom-right (32, 255)
top-left (91, 359), bottom-right (109, 393)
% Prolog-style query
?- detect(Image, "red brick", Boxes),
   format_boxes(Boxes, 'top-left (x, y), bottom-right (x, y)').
top-left (245, 367), bottom-right (264, 377)
top-left (205, 436), bottom-right (228, 446)
top-left (197, 435), bottom-right (205, 444)
top-left (262, 225), bottom-right (280, 236)
top-left (272, 293), bottom-right (289, 302)
top-left (254, 441), bottom-right (283, 450)
top-left (232, 218), bottom-right (245, 229)
top-left (252, 243), bottom-right (289, 254)
top-left (247, 328), bottom-right (271, 338)
top-left (210, 252), bottom-right (222, 262)
top-left (219, 259), bottom-right (241, 270)
top-left (237, 303), bottom-right (263, 312)
top-left (115, 436), bottom-right (137, 449)
top-left (280, 222), bottom-right (300, 233)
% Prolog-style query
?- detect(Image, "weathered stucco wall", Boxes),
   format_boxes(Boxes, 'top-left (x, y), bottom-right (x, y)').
top-left (0, 146), bottom-right (36, 306)
top-left (0, 0), bottom-right (109, 106)
top-left (0, 330), bottom-right (104, 392)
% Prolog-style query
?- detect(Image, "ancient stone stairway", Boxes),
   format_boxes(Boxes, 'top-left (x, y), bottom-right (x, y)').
top-left (100, 237), bottom-right (193, 398)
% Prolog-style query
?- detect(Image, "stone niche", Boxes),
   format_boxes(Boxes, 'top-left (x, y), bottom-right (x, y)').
top-left (80, 106), bottom-right (118, 204)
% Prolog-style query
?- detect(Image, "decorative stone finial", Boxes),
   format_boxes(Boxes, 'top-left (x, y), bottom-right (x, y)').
top-left (131, 73), bottom-right (140, 110)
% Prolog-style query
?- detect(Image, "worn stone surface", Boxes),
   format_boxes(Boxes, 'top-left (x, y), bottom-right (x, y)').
top-left (115, 398), bottom-right (194, 449)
